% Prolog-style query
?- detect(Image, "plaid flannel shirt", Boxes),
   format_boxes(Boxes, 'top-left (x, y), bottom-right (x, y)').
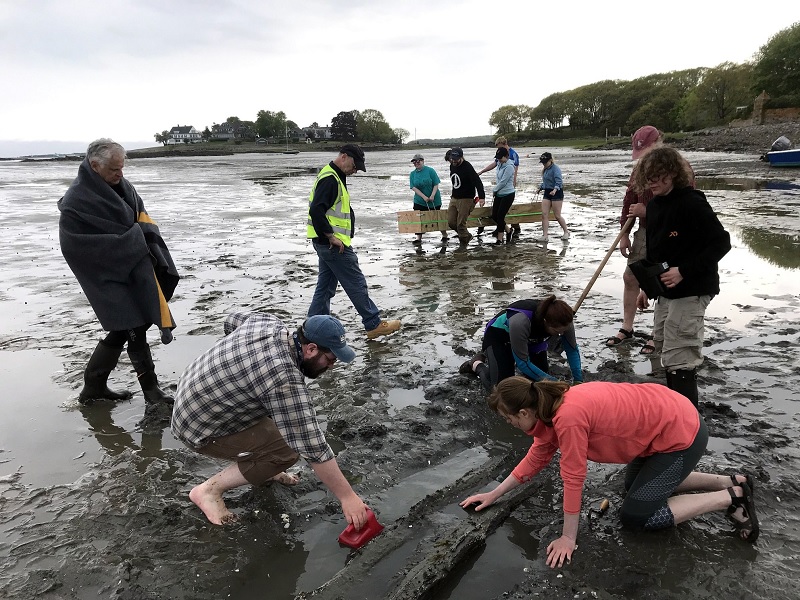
top-left (171, 312), bottom-right (334, 463)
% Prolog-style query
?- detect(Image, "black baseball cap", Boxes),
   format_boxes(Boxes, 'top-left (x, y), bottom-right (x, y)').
top-left (449, 147), bottom-right (463, 160)
top-left (539, 152), bottom-right (553, 164)
top-left (340, 144), bottom-right (366, 172)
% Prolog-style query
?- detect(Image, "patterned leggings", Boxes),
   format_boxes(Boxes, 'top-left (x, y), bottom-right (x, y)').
top-left (620, 417), bottom-right (708, 530)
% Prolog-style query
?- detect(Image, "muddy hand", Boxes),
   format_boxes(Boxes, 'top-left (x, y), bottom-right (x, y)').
top-left (342, 496), bottom-right (369, 530)
top-left (460, 492), bottom-right (494, 511)
top-left (546, 535), bottom-right (576, 568)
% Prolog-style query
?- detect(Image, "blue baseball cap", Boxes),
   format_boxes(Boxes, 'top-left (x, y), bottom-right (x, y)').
top-left (302, 315), bottom-right (356, 363)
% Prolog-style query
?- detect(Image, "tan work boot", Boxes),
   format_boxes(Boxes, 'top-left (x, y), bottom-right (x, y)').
top-left (367, 320), bottom-right (401, 340)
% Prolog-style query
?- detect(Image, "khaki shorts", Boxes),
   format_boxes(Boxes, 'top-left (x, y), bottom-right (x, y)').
top-left (197, 417), bottom-right (299, 486)
top-left (652, 295), bottom-right (711, 371)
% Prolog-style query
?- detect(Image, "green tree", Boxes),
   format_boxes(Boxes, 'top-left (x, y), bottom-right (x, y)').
top-left (154, 130), bottom-right (170, 146)
top-left (489, 105), bottom-right (532, 133)
top-left (680, 62), bottom-right (753, 129)
top-left (201, 126), bottom-right (211, 141)
top-left (255, 110), bottom-right (288, 138)
top-left (752, 22), bottom-right (800, 98)
top-left (393, 127), bottom-right (410, 144)
top-left (356, 109), bottom-right (394, 143)
top-left (529, 92), bottom-right (569, 130)
top-left (330, 110), bottom-right (359, 141)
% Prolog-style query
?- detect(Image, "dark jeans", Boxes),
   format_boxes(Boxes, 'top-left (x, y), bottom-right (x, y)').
top-left (308, 242), bottom-right (381, 331)
top-left (491, 192), bottom-right (515, 234)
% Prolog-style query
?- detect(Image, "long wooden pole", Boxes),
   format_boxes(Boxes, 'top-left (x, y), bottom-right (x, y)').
top-left (573, 217), bottom-right (634, 314)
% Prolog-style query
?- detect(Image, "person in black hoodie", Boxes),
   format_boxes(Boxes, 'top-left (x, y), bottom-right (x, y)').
top-left (447, 147), bottom-right (485, 243)
top-left (633, 147), bottom-right (731, 407)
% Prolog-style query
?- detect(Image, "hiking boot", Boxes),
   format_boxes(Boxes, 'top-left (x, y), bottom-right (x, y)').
top-left (367, 320), bottom-right (402, 340)
top-left (458, 351), bottom-right (487, 374)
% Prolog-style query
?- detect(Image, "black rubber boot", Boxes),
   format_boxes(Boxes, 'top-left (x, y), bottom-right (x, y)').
top-left (666, 368), bottom-right (699, 408)
top-left (127, 345), bottom-right (174, 405)
top-left (78, 341), bottom-right (133, 404)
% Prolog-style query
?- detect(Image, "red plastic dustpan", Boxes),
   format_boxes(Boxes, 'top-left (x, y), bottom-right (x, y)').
top-left (338, 508), bottom-right (384, 549)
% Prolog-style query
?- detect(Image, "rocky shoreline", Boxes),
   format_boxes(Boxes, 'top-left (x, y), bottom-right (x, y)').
top-left (593, 122), bottom-right (800, 156)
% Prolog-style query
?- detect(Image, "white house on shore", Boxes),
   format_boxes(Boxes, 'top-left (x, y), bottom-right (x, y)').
top-left (167, 125), bottom-right (202, 144)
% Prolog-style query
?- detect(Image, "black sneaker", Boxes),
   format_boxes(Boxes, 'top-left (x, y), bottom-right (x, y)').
top-left (459, 352), bottom-right (487, 374)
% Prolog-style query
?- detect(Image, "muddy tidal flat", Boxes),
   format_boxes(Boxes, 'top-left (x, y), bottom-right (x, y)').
top-left (1, 148), bottom-right (799, 600)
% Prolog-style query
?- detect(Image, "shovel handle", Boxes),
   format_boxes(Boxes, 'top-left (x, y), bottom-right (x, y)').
top-left (572, 217), bottom-right (635, 314)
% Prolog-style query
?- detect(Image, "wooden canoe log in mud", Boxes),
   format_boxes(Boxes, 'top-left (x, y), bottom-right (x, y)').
top-left (299, 450), bottom-right (543, 600)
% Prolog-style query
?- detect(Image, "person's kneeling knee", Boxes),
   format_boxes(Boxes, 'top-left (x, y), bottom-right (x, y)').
top-left (620, 504), bottom-right (674, 530)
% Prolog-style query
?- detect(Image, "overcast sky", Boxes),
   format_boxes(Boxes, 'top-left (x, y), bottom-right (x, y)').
top-left (2, 1), bottom-right (798, 155)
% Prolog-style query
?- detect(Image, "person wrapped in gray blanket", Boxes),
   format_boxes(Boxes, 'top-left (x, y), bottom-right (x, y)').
top-left (58, 138), bottom-right (179, 405)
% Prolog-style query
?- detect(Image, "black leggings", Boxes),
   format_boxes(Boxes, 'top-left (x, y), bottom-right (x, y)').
top-left (476, 327), bottom-right (548, 393)
top-left (102, 325), bottom-right (150, 351)
top-left (491, 192), bottom-right (515, 234)
top-left (620, 416), bottom-right (709, 530)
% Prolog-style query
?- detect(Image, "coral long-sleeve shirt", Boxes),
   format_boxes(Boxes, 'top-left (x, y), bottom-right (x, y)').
top-left (511, 382), bottom-right (700, 514)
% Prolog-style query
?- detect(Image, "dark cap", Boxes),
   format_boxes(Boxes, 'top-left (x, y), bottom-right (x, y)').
top-left (449, 147), bottom-right (463, 160)
top-left (339, 144), bottom-right (366, 172)
top-left (539, 151), bottom-right (553, 164)
top-left (302, 315), bottom-right (356, 363)
top-left (495, 147), bottom-right (509, 160)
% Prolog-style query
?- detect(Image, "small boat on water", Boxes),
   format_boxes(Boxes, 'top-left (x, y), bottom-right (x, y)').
top-left (764, 148), bottom-right (800, 167)
top-left (282, 149), bottom-right (300, 155)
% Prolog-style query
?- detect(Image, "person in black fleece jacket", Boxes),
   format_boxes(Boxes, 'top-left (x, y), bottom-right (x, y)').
top-left (633, 147), bottom-right (731, 407)
top-left (446, 147), bottom-right (485, 243)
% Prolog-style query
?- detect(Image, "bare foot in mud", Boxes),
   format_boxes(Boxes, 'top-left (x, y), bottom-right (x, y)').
top-left (270, 471), bottom-right (300, 486)
top-left (189, 484), bottom-right (237, 525)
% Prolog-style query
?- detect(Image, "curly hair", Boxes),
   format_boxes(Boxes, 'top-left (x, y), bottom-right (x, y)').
top-left (632, 147), bottom-right (693, 194)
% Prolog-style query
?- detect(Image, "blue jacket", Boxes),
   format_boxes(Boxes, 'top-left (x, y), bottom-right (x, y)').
top-left (539, 163), bottom-right (563, 191)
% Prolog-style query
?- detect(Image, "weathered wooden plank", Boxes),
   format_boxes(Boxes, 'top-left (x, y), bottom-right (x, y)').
top-left (397, 202), bottom-right (549, 233)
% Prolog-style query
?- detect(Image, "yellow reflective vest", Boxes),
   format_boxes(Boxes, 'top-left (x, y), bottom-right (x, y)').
top-left (307, 165), bottom-right (352, 247)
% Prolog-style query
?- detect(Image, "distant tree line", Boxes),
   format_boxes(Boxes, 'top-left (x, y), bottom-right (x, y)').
top-left (489, 22), bottom-right (800, 137)
top-left (155, 109), bottom-right (409, 146)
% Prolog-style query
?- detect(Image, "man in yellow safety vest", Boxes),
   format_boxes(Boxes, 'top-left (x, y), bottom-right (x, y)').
top-left (307, 144), bottom-right (401, 340)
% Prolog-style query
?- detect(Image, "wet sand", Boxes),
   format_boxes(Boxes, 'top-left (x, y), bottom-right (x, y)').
top-left (0, 149), bottom-right (799, 599)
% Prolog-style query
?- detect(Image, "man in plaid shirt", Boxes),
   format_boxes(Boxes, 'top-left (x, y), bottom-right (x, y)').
top-left (172, 311), bottom-right (370, 529)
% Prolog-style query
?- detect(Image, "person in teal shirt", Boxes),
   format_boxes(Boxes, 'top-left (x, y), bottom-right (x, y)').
top-left (409, 153), bottom-right (446, 244)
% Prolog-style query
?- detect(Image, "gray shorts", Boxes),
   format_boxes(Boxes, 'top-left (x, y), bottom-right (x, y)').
top-left (626, 227), bottom-right (647, 265)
